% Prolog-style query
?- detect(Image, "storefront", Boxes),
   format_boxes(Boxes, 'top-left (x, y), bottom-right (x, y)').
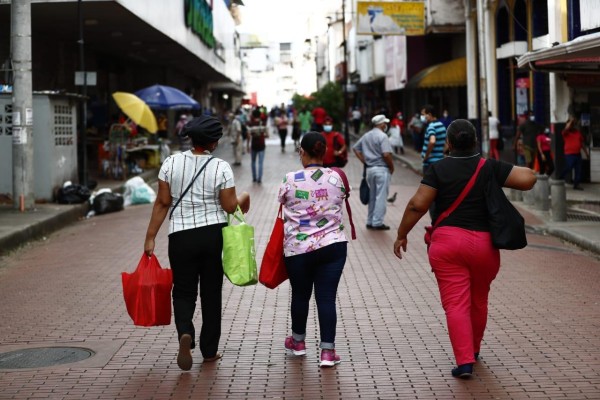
top-left (518, 32), bottom-right (600, 182)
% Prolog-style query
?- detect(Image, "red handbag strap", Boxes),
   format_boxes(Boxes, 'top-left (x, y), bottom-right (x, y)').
top-left (331, 167), bottom-right (356, 240)
top-left (433, 158), bottom-right (485, 229)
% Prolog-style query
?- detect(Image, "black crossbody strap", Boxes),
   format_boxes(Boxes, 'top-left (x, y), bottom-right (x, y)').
top-left (169, 156), bottom-right (214, 220)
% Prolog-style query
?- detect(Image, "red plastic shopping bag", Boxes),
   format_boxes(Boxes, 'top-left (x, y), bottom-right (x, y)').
top-left (259, 205), bottom-right (288, 289)
top-left (122, 253), bottom-right (173, 327)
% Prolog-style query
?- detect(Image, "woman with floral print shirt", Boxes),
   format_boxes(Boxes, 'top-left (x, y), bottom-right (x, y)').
top-left (277, 132), bottom-right (348, 368)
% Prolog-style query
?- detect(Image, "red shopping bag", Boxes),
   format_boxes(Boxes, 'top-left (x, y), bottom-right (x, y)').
top-left (259, 204), bottom-right (288, 289)
top-left (122, 253), bottom-right (173, 327)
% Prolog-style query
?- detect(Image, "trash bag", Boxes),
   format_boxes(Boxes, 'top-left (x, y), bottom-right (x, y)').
top-left (122, 253), bottom-right (173, 327)
top-left (57, 184), bottom-right (91, 204)
top-left (93, 192), bottom-right (124, 214)
top-left (123, 176), bottom-right (156, 206)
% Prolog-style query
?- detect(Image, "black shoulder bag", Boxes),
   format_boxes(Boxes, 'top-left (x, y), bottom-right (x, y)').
top-left (485, 160), bottom-right (527, 250)
top-left (169, 156), bottom-right (214, 220)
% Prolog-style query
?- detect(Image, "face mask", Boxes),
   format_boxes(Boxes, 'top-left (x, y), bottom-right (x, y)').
top-left (529, 115), bottom-right (535, 121)
top-left (420, 115), bottom-right (427, 123)
top-left (382, 124), bottom-right (388, 133)
top-left (323, 125), bottom-right (332, 132)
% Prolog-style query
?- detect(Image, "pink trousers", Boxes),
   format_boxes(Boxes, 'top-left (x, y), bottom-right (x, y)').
top-left (428, 226), bottom-right (500, 366)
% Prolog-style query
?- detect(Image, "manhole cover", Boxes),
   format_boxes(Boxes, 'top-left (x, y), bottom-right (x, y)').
top-left (0, 347), bottom-right (94, 369)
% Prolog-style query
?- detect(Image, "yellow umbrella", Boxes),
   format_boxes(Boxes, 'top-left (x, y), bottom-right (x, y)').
top-left (112, 92), bottom-right (158, 133)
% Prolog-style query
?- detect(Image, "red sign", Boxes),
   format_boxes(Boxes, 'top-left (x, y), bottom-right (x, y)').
top-left (515, 78), bottom-right (530, 88)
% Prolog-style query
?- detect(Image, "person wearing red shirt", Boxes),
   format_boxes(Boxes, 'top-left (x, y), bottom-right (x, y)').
top-left (320, 116), bottom-right (347, 168)
top-left (536, 128), bottom-right (554, 176)
top-left (312, 106), bottom-right (327, 132)
top-left (560, 117), bottom-right (589, 190)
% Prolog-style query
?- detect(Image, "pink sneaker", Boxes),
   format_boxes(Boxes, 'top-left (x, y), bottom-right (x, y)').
top-left (285, 336), bottom-right (306, 356)
top-left (319, 349), bottom-right (341, 367)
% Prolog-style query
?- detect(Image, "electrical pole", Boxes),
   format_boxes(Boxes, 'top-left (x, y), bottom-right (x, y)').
top-left (78, 0), bottom-right (88, 187)
top-left (342, 0), bottom-right (349, 145)
top-left (476, 0), bottom-right (489, 157)
top-left (11, 0), bottom-right (34, 211)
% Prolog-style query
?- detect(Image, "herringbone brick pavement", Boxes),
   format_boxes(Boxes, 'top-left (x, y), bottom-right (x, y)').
top-left (1, 138), bottom-right (599, 399)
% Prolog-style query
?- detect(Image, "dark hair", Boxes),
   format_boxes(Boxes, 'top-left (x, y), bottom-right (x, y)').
top-left (182, 115), bottom-right (223, 146)
top-left (301, 131), bottom-right (326, 159)
top-left (446, 119), bottom-right (477, 151)
top-left (422, 104), bottom-right (436, 117)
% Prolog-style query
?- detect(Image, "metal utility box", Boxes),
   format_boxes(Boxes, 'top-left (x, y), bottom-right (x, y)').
top-left (0, 94), bottom-right (79, 201)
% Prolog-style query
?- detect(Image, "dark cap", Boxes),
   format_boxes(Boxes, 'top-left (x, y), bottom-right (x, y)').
top-left (182, 115), bottom-right (223, 145)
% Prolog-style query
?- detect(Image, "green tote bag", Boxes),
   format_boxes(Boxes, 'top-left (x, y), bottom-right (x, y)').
top-left (222, 206), bottom-right (258, 286)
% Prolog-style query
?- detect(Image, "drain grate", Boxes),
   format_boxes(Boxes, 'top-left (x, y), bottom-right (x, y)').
top-left (567, 211), bottom-right (600, 222)
top-left (0, 347), bottom-right (94, 369)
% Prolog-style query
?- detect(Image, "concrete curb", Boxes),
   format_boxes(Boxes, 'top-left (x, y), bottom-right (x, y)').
top-left (0, 203), bottom-right (89, 255)
top-left (0, 168), bottom-right (159, 256)
top-left (545, 226), bottom-right (600, 255)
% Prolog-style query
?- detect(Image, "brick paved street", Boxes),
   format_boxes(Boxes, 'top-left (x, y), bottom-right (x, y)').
top-left (1, 139), bottom-right (599, 399)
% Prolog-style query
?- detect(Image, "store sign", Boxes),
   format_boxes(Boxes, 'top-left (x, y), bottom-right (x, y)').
top-left (184, 0), bottom-right (215, 48)
top-left (357, 1), bottom-right (425, 36)
top-left (515, 77), bottom-right (530, 88)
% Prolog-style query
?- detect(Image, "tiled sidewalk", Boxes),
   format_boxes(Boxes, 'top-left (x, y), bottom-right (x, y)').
top-left (0, 139), bottom-right (599, 399)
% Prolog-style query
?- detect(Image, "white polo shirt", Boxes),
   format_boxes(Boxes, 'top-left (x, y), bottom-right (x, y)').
top-left (159, 151), bottom-right (235, 234)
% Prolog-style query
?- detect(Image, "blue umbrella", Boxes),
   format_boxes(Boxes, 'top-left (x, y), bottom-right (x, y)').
top-left (134, 84), bottom-right (200, 110)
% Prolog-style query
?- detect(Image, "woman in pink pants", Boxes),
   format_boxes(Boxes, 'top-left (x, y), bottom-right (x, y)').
top-left (393, 119), bottom-right (535, 378)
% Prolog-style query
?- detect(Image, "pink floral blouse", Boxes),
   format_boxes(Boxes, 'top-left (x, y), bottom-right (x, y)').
top-left (278, 167), bottom-right (348, 257)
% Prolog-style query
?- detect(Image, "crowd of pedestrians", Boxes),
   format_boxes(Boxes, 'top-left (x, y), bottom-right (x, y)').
top-left (142, 100), bottom-right (591, 380)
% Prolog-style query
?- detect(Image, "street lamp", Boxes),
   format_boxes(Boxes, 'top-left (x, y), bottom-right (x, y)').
top-left (341, 0), bottom-right (349, 145)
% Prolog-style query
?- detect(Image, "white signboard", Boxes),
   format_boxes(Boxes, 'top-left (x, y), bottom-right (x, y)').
top-left (12, 127), bottom-right (27, 144)
top-left (385, 36), bottom-right (407, 91)
top-left (580, 0), bottom-right (600, 31)
top-left (25, 108), bottom-right (33, 126)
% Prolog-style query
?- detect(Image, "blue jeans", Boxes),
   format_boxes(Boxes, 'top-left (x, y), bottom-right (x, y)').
top-left (366, 166), bottom-right (391, 226)
top-left (285, 242), bottom-right (347, 349)
top-left (251, 149), bottom-right (265, 182)
top-left (561, 154), bottom-right (582, 187)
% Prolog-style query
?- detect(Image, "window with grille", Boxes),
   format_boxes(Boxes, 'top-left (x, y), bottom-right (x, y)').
top-left (53, 104), bottom-right (74, 146)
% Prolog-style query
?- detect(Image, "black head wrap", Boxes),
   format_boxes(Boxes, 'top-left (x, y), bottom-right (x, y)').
top-left (447, 119), bottom-right (477, 151)
top-left (300, 131), bottom-right (326, 159)
top-left (182, 115), bottom-right (223, 146)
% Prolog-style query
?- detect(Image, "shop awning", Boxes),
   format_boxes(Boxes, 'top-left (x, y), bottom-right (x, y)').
top-left (209, 82), bottom-right (246, 96)
top-left (517, 32), bottom-right (600, 73)
top-left (406, 57), bottom-right (466, 89)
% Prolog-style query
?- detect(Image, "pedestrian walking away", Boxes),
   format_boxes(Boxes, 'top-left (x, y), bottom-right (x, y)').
top-left (278, 132), bottom-right (349, 368)
top-left (143, 115), bottom-right (251, 371)
top-left (514, 110), bottom-right (543, 169)
top-left (229, 109), bottom-right (244, 166)
top-left (351, 107), bottom-right (362, 135)
top-left (393, 119), bottom-right (536, 379)
top-left (353, 114), bottom-right (395, 230)
top-left (248, 109), bottom-right (269, 183)
top-left (560, 116), bottom-right (589, 190)
top-left (275, 111), bottom-right (289, 153)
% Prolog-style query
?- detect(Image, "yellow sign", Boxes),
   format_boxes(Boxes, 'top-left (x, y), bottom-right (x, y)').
top-left (357, 1), bottom-right (425, 36)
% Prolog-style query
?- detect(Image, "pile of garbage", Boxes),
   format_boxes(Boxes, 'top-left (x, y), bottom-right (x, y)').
top-left (88, 176), bottom-right (157, 218)
top-left (53, 176), bottom-right (157, 218)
